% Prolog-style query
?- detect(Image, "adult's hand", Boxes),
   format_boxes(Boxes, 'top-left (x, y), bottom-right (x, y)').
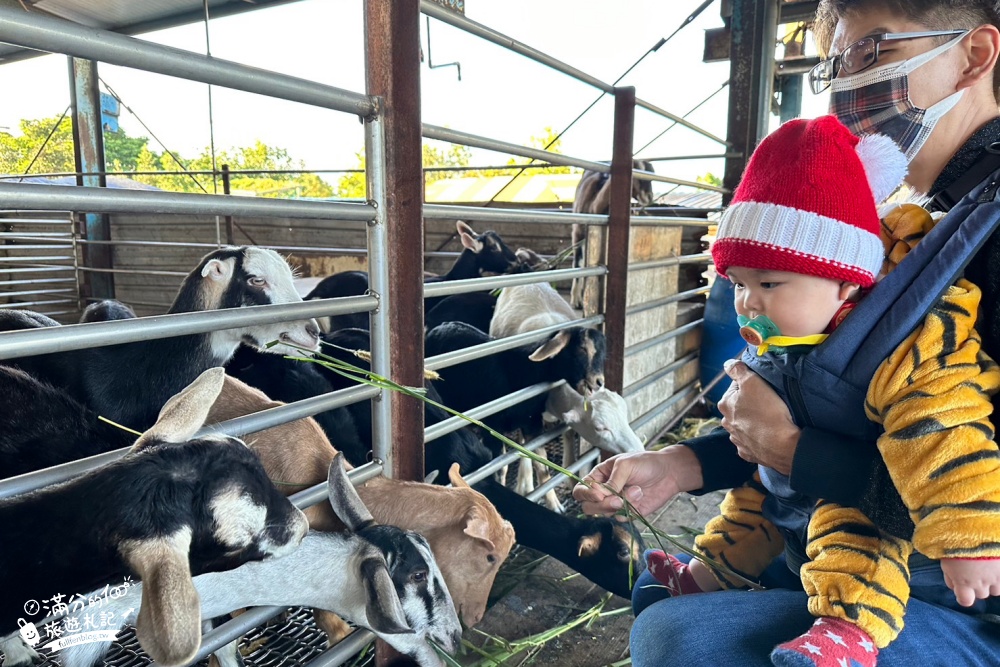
top-left (572, 445), bottom-right (704, 519)
top-left (719, 360), bottom-right (800, 474)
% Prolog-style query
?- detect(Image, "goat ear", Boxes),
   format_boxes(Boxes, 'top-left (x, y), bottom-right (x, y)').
top-left (423, 469), bottom-right (440, 484)
top-left (327, 452), bottom-right (375, 531)
top-left (359, 555), bottom-right (412, 635)
top-left (448, 463), bottom-right (470, 488)
top-left (201, 257), bottom-right (234, 282)
top-left (463, 505), bottom-right (496, 550)
top-left (577, 532), bottom-right (603, 558)
top-left (121, 531), bottom-right (201, 667)
top-left (459, 230), bottom-right (483, 253)
top-left (455, 220), bottom-right (476, 237)
top-left (132, 367), bottom-right (226, 451)
top-left (528, 331), bottom-right (571, 362)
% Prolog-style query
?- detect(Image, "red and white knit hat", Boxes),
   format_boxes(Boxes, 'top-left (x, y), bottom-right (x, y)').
top-left (712, 115), bottom-right (906, 288)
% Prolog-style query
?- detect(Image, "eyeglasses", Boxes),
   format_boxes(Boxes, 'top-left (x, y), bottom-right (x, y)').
top-left (808, 29), bottom-right (968, 94)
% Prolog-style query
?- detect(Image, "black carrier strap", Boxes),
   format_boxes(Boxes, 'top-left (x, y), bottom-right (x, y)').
top-left (809, 161), bottom-right (1000, 389)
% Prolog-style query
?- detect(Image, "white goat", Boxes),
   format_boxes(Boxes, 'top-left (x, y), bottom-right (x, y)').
top-left (544, 384), bottom-right (643, 467)
top-left (489, 283), bottom-right (604, 512)
top-left (57, 455), bottom-right (461, 667)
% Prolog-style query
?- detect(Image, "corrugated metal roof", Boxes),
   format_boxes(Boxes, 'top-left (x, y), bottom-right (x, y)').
top-left (424, 173), bottom-right (580, 204)
top-left (0, 0), bottom-right (303, 64)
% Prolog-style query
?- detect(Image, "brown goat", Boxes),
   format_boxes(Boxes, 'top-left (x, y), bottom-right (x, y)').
top-left (207, 376), bottom-right (515, 636)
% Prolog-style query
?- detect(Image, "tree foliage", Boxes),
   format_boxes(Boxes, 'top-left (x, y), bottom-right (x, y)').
top-left (333, 126), bottom-right (574, 199)
top-left (0, 114), bottom-right (333, 198)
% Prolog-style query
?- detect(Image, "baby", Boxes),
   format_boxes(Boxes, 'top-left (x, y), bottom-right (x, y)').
top-left (647, 116), bottom-right (1000, 667)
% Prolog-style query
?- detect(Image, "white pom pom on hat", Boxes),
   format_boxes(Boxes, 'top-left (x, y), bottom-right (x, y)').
top-left (855, 133), bottom-right (908, 203)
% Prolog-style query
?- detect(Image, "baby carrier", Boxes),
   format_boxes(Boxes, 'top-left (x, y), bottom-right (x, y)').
top-left (741, 159), bottom-right (1000, 568)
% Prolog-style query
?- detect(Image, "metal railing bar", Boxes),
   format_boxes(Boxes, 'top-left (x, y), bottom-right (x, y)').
top-left (630, 381), bottom-right (700, 433)
top-left (634, 98), bottom-right (730, 147)
top-left (76, 266), bottom-right (190, 277)
top-left (0, 245), bottom-right (74, 251)
top-left (302, 629), bottom-right (376, 667)
top-left (629, 216), bottom-right (712, 227)
top-left (0, 278), bottom-right (76, 287)
top-left (0, 296), bottom-right (378, 360)
top-left (423, 266), bottom-right (606, 300)
top-left (625, 320), bottom-right (704, 358)
top-left (420, 1), bottom-right (614, 93)
top-left (286, 461), bottom-right (384, 511)
top-left (423, 124), bottom-right (609, 173)
top-left (0, 231), bottom-right (72, 237)
top-left (161, 463), bottom-right (384, 667)
top-left (0, 7), bottom-right (376, 118)
top-left (639, 153), bottom-right (741, 161)
top-left (0, 287), bottom-right (74, 298)
top-left (426, 315), bottom-right (604, 372)
top-left (632, 169), bottom-right (728, 193)
top-left (0, 299), bottom-right (75, 309)
top-left (424, 381), bottom-right (563, 443)
top-left (0, 255), bottom-right (74, 262)
top-left (62, 238), bottom-right (465, 258)
top-left (424, 204), bottom-right (607, 226)
top-left (0, 217), bottom-right (74, 224)
top-left (0, 266), bottom-right (74, 274)
top-left (0, 386), bottom-right (382, 500)
top-left (526, 448), bottom-right (599, 502)
top-left (630, 253), bottom-right (712, 271)
top-left (623, 351), bottom-right (700, 398)
top-left (460, 426), bottom-right (569, 486)
top-left (204, 385), bottom-right (382, 442)
top-left (0, 183), bottom-right (376, 222)
top-left (626, 286), bottom-right (710, 316)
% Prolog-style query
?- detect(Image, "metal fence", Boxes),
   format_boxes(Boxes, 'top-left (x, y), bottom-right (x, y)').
top-left (0, 2), bottom-right (723, 665)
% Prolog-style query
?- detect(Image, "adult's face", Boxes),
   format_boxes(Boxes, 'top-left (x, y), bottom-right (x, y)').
top-left (830, 9), bottom-right (966, 109)
top-left (829, 8), bottom-right (1000, 192)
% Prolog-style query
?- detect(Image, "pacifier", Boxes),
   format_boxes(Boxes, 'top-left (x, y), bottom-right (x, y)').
top-left (736, 314), bottom-right (781, 347)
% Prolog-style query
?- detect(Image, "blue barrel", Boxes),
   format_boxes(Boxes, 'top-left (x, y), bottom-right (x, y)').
top-left (699, 278), bottom-right (746, 416)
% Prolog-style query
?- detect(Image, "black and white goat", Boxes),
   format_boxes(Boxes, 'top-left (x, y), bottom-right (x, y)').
top-left (0, 368), bottom-right (309, 667)
top-left (304, 222), bottom-right (519, 332)
top-left (487, 282), bottom-right (608, 509)
top-left (3, 247), bottom-right (320, 435)
top-left (570, 160), bottom-right (655, 309)
top-left (56, 454), bottom-right (461, 667)
top-left (424, 321), bottom-right (605, 474)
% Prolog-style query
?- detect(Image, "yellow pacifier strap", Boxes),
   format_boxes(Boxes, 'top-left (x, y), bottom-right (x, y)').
top-left (756, 334), bottom-right (829, 356)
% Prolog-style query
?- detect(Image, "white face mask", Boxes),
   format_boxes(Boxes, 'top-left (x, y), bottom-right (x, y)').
top-left (829, 33), bottom-right (968, 161)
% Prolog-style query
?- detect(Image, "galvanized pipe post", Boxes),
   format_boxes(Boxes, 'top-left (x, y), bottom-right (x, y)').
top-left (722, 0), bottom-right (778, 203)
top-left (221, 164), bottom-right (235, 245)
top-left (68, 57), bottom-right (114, 300)
top-left (365, 2), bottom-right (424, 663)
top-left (603, 87), bottom-right (636, 397)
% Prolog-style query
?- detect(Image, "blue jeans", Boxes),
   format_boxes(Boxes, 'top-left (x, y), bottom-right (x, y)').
top-left (631, 552), bottom-right (1000, 666)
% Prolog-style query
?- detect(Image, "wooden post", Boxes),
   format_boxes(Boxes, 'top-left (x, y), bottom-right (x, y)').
top-left (364, 1), bottom-right (424, 663)
top-left (603, 87), bottom-right (636, 397)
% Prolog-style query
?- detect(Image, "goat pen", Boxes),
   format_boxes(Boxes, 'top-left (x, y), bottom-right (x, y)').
top-left (0, 2), bottom-right (726, 665)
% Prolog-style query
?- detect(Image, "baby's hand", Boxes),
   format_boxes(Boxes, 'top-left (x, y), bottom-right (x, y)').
top-left (941, 558), bottom-right (1000, 607)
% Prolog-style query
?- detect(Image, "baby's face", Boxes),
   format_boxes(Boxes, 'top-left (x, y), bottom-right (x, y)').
top-left (726, 267), bottom-right (856, 338)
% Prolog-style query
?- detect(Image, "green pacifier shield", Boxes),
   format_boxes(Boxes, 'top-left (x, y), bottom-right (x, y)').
top-left (736, 315), bottom-right (781, 346)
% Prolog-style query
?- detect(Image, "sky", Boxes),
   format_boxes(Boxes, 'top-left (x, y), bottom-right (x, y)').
top-left (0, 0), bottom-right (831, 193)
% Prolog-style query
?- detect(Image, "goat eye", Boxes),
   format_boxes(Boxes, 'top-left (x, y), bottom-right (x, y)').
top-left (411, 570), bottom-right (427, 583)
top-left (248, 276), bottom-right (266, 287)
top-left (487, 554), bottom-right (497, 564)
